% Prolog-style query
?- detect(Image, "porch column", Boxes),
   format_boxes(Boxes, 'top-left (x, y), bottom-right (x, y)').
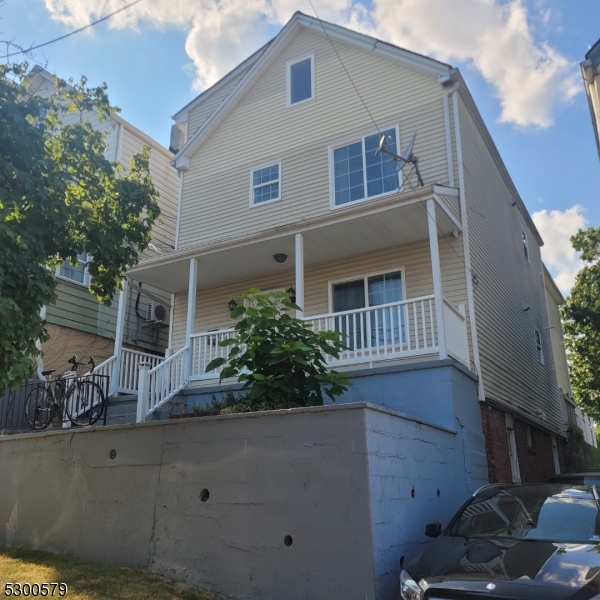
top-left (427, 199), bottom-right (447, 359)
top-left (111, 278), bottom-right (128, 396)
top-left (184, 257), bottom-right (198, 381)
top-left (295, 233), bottom-right (304, 319)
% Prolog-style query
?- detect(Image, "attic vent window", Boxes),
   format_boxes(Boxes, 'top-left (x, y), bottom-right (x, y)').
top-left (287, 55), bottom-right (314, 106)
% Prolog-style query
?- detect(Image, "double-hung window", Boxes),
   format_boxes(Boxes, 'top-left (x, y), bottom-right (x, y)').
top-left (331, 127), bottom-right (400, 207)
top-left (534, 329), bottom-right (544, 364)
top-left (521, 229), bottom-right (530, 263)
top-left (57, 252), bottom-right (89, 286)
top-left (250, 163), bottom-right (281, 206)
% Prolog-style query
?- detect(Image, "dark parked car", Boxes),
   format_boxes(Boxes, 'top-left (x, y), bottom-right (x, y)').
top-left (400, 483), bottom-right (600, 599)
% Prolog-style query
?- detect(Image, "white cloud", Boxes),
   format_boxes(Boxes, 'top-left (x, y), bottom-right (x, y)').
top-left (532, 205), bottom-right (587, 295)
top-left (43, 0), bottom-right (579, 126)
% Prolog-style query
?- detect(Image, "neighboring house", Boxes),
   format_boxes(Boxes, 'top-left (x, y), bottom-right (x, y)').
top-left (110, 13), bottom-right (570, 484)
top-left (27, 67), bottom-right (179, 378)
top-left (544, 265), bottom-right (597, 447)
top-left (581, 37), bottom-right (600, 159)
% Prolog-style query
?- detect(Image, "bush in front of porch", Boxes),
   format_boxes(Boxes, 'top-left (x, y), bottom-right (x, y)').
top-left (205, 289), bottom-right (351, 410)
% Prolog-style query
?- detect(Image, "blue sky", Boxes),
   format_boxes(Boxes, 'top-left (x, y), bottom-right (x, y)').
top-left (2, 0), bottom-right (599, 293)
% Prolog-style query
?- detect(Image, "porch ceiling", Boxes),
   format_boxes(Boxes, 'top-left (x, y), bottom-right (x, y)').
top-left (130, 198), bottom-right (459, 293)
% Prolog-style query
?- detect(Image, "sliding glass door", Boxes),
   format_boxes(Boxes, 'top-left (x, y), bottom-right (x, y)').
top-left (332, 270), bottom-right (405, 351)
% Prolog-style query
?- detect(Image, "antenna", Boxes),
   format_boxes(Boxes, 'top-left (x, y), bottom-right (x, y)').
top-left (376, 131), bottom-right (424, 187)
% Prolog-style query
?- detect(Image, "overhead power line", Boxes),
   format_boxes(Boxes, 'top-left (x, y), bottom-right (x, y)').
top-left (5, 0), bottom-right (144, 58)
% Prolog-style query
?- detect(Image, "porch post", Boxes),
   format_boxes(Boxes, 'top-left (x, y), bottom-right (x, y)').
top-left (427, 199), bottom-right (447, 359)
top-left (184, 257), bottom-right (198, 381)
top-left (111, 278), bottom-right (128, 396)
top-left (295, 233), bottom-right (304, 319)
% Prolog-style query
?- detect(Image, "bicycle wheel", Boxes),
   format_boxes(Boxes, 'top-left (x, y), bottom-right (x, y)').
top-left (65, 380), bottom-right (106, 426)
top-left (25, 385), bottom-right (54, 430)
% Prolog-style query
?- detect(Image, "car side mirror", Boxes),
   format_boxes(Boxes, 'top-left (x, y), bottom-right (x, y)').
top-left (425, 522), bottom-right (442, 538)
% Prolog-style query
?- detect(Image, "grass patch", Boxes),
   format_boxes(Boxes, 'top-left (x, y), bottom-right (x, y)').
top-left (0, 546), bottom-right (220, 599)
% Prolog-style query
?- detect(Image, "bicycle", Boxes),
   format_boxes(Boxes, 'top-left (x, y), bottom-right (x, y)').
top-left (25, 355), bottom-right (106, 430)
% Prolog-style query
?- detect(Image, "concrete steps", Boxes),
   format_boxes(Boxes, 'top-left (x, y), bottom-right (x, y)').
top-left (105, 393), bottom-right (138, 425)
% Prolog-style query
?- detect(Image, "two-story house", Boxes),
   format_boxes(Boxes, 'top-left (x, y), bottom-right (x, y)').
top-left (27, 67), bottom-right (179, 393)
top-left (108, 13), bottom-right (569, 484)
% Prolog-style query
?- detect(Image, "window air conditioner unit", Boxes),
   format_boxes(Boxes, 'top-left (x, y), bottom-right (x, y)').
top-left (146, 302), bottom-right (170, 324)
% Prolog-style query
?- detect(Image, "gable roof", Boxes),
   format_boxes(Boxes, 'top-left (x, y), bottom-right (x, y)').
top-left (172, 11), bottom-right (452, 170)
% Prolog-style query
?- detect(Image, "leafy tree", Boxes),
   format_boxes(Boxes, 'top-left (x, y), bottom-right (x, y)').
top-left (0, 63), bottom-right (160, 388)
top-left (206, 289), bottom-right (351, 409)
top-left (562, 227), bottom-right (600, 419)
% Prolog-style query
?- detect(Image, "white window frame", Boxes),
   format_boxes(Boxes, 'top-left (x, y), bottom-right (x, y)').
top-left (286, 54), bottom-right (315, 108)
top-left (521, 228), bottom-right (530, 264)
top-left (505, 413), bottom-right (521, 483)
top-left (328, 124), bottom-right (401, 210)
top-left (249, 161), bottom-right (282, 207)
top-left (56, 252), bottom-right (90, 287)
top-left (327, 267), bottom-right (407, 314)
top-left (534, 328), bottom-right (544, 365)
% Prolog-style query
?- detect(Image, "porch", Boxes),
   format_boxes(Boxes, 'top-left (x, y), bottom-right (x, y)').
top-left (108, 186), bottom-right (472, 420)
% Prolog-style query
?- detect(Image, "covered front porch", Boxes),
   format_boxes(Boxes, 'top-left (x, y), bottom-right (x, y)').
top-left (111, 186), bottom-right (470, 420)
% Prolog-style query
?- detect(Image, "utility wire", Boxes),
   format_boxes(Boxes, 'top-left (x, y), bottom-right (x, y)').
top-left (5, 0), bottom-right (144, 58)
top-left (307, 0), bottom-right (380, 134)
top-left (307, 2), bottom-right (478, 284)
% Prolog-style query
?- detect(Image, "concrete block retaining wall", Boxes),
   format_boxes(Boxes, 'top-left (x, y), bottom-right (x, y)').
top-left (0, 403), bottom-right (481, 599)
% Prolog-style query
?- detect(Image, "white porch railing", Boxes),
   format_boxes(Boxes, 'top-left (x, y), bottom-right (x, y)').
top-left (135, 296), bottom-right (470, 417)
top-left (119, 348), bottom-right (164, 393)
top-left (305, 295), bottom-right (438, 366)
top-left (190, 329), bottom-right (237, 380)
top-left (443, 299), bottom-right (469, 366)
top-left (92, 355), bottom-right (116, 389)
top-left (144, 345), bottom-right (188, 416)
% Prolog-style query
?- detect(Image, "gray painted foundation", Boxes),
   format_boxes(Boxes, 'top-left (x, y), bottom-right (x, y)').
top-left (0, 403), bottom-right (486, 600)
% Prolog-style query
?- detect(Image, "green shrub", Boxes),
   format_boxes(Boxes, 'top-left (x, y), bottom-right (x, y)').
top-left (205, 289), bottom-right (351, 409)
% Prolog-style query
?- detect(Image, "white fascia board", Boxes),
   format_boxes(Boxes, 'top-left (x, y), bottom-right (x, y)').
top-left (297, 13), bottom-right (451, 77)
top-left (171, 44), bottom-right (270, 123)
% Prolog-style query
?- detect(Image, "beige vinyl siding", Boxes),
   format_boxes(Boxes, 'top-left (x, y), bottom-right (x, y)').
top-left (458, 96), bottom-right (562, 433)
top-left (170, 237), bottom-right (469, 358)
top-left (118, 124), bottom-right (179, 252)
top-left (178, 29), bottom-right (452, 250)
top-left (187, 71), bottom-right (247, 138)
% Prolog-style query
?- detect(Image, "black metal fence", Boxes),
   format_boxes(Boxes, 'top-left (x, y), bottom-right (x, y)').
top-left (1, 374), bottom-right (109, 434)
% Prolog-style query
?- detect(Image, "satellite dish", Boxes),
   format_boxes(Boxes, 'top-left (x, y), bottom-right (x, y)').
top-left (377, 131), bottom-right (424, 187)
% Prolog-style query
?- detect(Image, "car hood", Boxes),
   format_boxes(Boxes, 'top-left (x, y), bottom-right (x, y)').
top-left (409, 536), bottom-right (600, 598)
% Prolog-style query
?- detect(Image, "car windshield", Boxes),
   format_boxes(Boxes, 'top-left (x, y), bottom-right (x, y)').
top-left (451, 484), bottom-right (600, 544)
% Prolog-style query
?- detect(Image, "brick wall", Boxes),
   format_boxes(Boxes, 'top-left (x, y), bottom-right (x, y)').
top-left (480, 403), bottom-right (566, 484)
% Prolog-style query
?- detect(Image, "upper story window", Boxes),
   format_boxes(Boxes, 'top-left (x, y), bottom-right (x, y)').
top-left (331, 127), bottom-right (400, 207)
top-left (522, 228), bottom-right (530, 263)
top-left (250, 162), bottom-right (281, 206)
top-left (534, 329), bottom-right (544, 364)
top-left (57, 252), bottom-right (89, 286)
top-left (287, 55), bottom-right (314, 106)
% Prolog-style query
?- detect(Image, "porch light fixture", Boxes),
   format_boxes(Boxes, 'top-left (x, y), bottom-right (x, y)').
top-left (286, 286), bottom-right (296, 304)
top-left (273, 253), bottom-right (287, 263)
top-left (228, 298), bottom-right (237, 312)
